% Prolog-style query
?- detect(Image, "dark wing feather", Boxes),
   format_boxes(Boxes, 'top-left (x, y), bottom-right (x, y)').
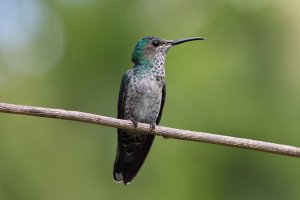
top-left (113, 70), bottom-right (132, 182)
top-left (117, 70), bottom-right (131, 119)
top-left (156, 83), bottom-right (166, 125)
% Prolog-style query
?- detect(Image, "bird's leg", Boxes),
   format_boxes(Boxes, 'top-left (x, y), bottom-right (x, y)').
top-left (149, 122), bottom-right (156, 131)
top-left (130, 118), bottom-right (138, 128)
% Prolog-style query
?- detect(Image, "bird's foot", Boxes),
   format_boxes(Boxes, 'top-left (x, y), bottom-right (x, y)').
top-left (130, 119), bottom-right (138, 128)
top-left (149, 122), bottom-right (156, 131)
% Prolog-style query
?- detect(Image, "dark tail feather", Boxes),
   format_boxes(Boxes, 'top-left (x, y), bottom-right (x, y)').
top-left (113, 130), bottom-right (154, 185)
top-left (113, 149), bottom-right (124, 183)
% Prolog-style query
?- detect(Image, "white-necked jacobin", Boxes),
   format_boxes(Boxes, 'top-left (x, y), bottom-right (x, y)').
top-left (113, 36), bottom-right (206, 184)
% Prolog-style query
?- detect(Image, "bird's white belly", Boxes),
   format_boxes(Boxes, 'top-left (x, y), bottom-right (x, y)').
top-left (125, 77), bottom-right (163, 123)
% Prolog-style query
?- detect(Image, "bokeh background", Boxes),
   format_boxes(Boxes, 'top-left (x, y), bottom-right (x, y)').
top-left (1, 0), bottom-right (300, 199)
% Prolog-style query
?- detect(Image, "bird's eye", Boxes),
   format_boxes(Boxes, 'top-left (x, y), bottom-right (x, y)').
top-left (152, 40), bottom-right (159, 47)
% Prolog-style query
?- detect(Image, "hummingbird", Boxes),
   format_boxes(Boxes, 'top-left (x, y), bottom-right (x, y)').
top-left (113, 36), bottom-right (206, 184)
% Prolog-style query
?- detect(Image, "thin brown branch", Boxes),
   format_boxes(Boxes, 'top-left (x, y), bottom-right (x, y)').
top-left (0, 102), bottom-right (299, 158)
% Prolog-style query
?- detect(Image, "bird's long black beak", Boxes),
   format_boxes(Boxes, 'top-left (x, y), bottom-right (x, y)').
top-left (169, 37), bottom-right (206, 46)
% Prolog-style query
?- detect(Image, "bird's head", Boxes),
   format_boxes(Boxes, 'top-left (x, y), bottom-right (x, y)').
top-left (131, 36), bottom-right (206, 65)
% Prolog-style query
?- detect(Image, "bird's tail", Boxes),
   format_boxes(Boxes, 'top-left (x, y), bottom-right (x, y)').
top-left (113, 129), bottom-right (154, 185)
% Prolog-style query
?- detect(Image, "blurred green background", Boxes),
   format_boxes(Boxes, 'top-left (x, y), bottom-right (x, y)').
top-left (1, 0), bottom-right (300, 199)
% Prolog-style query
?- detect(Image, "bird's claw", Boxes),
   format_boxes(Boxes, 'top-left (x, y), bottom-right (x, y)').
top-left (149, 122), bottom-right (156, 131)
top-left (131, 119), bottom-right (138, 128)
